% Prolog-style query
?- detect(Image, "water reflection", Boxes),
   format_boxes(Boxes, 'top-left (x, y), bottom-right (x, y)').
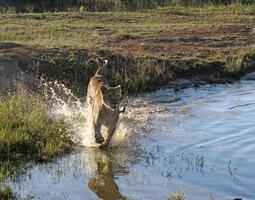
top-left (86, 149), bottom-right (127, 200)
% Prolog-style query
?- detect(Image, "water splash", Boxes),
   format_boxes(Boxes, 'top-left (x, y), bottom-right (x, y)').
top-left (39, 78), bottom-right (128, 147)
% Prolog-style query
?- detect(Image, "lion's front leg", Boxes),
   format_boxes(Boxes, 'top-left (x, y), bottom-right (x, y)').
top-left (99, 125), bottom-right (116, 148)
top-left (93, 121), bottom-right (105, 144)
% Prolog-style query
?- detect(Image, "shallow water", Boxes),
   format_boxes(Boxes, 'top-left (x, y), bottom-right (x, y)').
top-left (9, 78), bottom-right (255, 200)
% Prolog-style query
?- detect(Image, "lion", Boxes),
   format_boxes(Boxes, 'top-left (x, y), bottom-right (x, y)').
top-left (87, 60), bottom-right (125, 148)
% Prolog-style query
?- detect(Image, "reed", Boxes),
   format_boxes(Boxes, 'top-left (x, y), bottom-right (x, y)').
top-left (168, 191), bottom-right (185, 200)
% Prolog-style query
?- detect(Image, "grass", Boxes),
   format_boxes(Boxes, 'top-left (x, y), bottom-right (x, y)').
top-left (168, 191), bottom-right (186, 200)
top-left (0, 186), bottom-right (16, 200)
top-left (0, 4), bottom-right (255, 59)
top-left (0, 92), bottom-right (72, 182)
top-left (1, 4), bottom-right (255, 74)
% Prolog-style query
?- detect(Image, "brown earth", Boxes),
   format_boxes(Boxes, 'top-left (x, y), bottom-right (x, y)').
top-left (1, 42), bottom-right (254, 96)
top-left (106, 24), bottom-right (254, 59)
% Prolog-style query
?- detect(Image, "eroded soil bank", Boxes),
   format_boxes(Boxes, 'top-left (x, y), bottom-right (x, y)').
top-left (1, 42), bottom-right (255, 96)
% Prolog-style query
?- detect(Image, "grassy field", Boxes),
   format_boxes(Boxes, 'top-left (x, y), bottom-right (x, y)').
top-left (0, 5), bottom-right (255, 59)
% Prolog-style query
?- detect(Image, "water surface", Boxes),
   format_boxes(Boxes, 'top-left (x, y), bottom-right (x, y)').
top-left (9, 78), bottom-right (255, 200)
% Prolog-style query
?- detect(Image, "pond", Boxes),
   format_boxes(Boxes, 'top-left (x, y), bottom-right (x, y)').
top-left (8, 75), bottom-right (255, 200)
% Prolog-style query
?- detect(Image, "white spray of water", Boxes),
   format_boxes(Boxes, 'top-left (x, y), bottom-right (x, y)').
top-left (40, 79), bottom-right (128, 148)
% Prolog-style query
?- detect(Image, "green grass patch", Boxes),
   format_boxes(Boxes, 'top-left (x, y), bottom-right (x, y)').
top-left (0, 186), bottom-right (16, 200)
top-left (0, 93), bottom-right (72, 181)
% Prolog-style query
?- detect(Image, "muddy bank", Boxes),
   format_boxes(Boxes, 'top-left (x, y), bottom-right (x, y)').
top-left (0, 55), bottom-right (35, 94)
top-left (1, 42), bottom-right (255, 95)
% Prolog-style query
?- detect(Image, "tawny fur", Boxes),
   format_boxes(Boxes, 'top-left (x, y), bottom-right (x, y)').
top-left (87, 62), bottom-right (124, 148)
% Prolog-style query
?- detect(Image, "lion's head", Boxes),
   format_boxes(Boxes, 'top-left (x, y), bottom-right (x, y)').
top-left (101, 85), bottom-right (122, 109)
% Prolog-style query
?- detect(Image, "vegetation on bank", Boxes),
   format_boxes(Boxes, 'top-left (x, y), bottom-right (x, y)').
top-left (0, 93), bottom-right (72, 162)
top-left (0, 93), bottom-right (72, 199)
top-left (0, 93), bottom-right (72, 182)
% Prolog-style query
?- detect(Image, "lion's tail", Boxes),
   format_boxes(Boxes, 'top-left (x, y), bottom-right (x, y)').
top-left (95, 60), bottom-right (108, 76)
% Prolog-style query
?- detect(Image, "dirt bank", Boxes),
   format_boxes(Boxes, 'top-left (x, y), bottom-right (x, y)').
top-left (1, 42), bottom-right (255, 96)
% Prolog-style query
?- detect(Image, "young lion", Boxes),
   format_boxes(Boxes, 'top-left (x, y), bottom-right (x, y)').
top-left (87, 60), bottom-right (125, 148)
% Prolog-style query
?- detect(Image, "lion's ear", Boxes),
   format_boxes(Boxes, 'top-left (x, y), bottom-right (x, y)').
top-left (114, 85), bottom-right (121, 90)
top-left (101, 85), bottom-right (108, 93)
